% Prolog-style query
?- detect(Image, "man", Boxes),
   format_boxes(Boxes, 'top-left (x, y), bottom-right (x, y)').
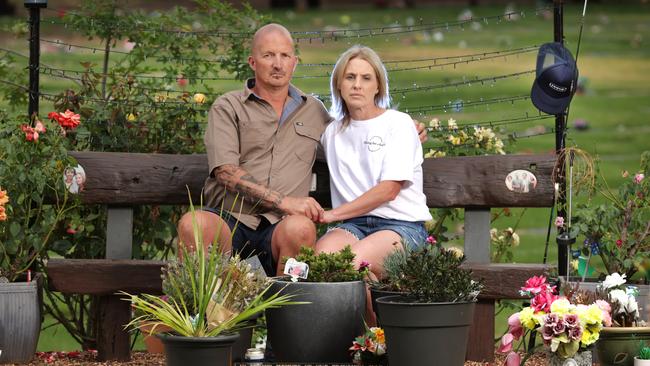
top-left (178, 23), bottom-right (425, 276)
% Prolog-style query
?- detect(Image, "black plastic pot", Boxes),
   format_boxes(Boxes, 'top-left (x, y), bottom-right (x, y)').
top-left (157, 333), bottom-right (239, 366)
top-left (369, 287), bottom-right (404, 325)
top-left (265, 279), bottom-right (366, 363)
top-left (376, 295), bottom-right (476, 366)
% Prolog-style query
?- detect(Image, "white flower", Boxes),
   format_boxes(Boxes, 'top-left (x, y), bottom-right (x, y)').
top-left (429, 118), bottom-right (440, 129)
top-left (625, 296), bottom-right (640, 319)
top-left (609, 289), bottom-right (629, 311)
top-left (602, 273), bottom-right (627, 289)
top-left (447, 118), bottom-right (458, 130)
top-left (511, 232), bottom-right (520, 247)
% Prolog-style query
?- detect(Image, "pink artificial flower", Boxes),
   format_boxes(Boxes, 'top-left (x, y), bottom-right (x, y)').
top-left (554, 216), bottom-right (565, 228)
top-left (507, 312), bottom-right (524, 339)
top-left (634, 173), bottom-right (645, 184)
top-left (497, 333), bottom-right (514, 353)
top-left (568, 325), bottom-right (583, 341)
top-left (426, 235), bottom-right (437, 245)
top-left (505, 351), bottom-right (521, 366)
top-left (564, 313), bottom-right (579, 328)
top-left (521, 275), bottom-right (550, 295)
top-left (530, 291), bottom-right (558, 313)
top-left (596, 299), bottom-right (612, 327)
top-left (541, 324), bottom-right (555, 341)
top-left (359, 260), bottom-right (371, 271)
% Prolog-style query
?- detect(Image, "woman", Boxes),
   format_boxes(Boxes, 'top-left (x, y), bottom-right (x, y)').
top-left (316, 45), bottom-right (432, 281)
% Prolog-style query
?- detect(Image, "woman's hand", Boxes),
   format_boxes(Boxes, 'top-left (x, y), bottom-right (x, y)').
top-left (319, 210), bottom-right (337, 224)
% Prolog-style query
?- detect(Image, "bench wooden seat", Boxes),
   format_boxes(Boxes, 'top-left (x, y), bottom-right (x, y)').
top-left (46, 151), bottom-right (557, 361)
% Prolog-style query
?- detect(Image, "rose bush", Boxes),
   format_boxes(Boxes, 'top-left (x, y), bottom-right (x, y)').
top-left (0, 111), bottom-right (78, 282)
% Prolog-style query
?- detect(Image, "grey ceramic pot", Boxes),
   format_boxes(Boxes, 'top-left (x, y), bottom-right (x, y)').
top-left (0, 275), bottom-right (41, 364)
top-left (265, 279), bottom-right (366, 363)
top-left (376, 295), bottom-right (476, 366)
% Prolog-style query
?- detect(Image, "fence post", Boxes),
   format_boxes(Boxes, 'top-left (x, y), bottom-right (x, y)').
top-left (553, 0), bottom-right (569, 278)
top-left (24, 0), bottom-right (47, 119)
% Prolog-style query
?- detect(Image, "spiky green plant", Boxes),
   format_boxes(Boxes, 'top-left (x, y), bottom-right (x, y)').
top-left (122, 194), bottom-right (302, 337)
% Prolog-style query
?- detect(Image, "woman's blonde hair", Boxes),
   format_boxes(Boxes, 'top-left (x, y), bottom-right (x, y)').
top-left (329, 45), bottom-right (390, 126)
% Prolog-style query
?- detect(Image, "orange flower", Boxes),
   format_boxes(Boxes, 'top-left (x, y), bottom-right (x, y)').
top-left (0, 189), bottom-right (8, 205)
top-left (48, 110), bottom-right (80, 130)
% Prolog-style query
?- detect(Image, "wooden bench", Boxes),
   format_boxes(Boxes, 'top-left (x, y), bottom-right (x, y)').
top-left (46, 151), bottom-right (555, 361)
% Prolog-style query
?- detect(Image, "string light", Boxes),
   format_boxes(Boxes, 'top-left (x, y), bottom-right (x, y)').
top-left (40, 6), bottom-right (551, 42)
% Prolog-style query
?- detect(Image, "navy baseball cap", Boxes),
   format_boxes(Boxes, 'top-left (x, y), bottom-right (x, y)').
top-left (530, 42), bottom-right (579, 115)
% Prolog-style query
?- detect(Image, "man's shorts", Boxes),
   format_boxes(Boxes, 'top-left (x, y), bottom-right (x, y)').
top-left (204, 209), bottom-right (277, 276)
top-left (330, 216), bottom-right (427, 250)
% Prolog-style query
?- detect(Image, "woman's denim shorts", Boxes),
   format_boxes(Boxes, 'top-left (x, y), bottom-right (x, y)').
top-left (330, 216), bottom-right (428, 250)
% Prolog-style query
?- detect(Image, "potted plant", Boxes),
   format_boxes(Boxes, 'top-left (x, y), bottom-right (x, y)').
top-left (264, 246), bottom-right (368, 363)
top-left (368, 245), bottom-right (407, 324)
top-left (349, 324), bottom-right (387, 366)
top-left (571, 151), bottom-right (650, 321)
top-left (375, 243), bottom-right (482, 366)
top-left (498, 275), bottom-right (610, 366)
top-left (595, 272), bottom-right (650, 366)
top-left (0, 111), bottom-right (78, 363)
top-left (636, 344), bottom-right (650, 366)
top-left (122, 204), bottom-right (300, 366)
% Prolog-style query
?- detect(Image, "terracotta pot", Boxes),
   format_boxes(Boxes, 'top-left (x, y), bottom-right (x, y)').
top-left (139, 323), bottom-right (172, 354)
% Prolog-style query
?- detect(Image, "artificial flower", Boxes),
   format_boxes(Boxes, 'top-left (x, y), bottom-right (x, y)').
top-left (521, 275), bottom-right (551, 295)
top-left (601, 272), bottom-right (626, 289)
top-left (550, 298), bottom-right (572, 315)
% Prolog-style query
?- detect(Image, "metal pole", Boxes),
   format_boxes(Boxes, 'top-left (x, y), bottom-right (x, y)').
top-left (553, 0), bottom-right (569, 278)
top-left (25, 0), bottom-right (47, 119)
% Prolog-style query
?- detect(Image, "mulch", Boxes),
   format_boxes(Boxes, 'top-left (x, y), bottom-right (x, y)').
top-left (8, 351), bottom-right (551, 366)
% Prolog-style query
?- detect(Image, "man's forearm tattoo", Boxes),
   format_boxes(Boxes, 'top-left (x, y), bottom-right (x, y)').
top-left (215, 165), bottom-right (285, 212)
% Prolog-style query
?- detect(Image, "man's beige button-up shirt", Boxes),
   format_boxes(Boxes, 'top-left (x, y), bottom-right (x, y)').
top-left (204, 80), bottom-right (331, 229)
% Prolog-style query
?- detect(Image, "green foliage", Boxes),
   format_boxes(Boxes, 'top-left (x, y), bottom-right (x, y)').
top-left (573, 151), bottom-right (650, 280)
top-left (394, 245), bottom-right (482, 303)
top-left (639, 344), bottom-right (650, 360)
top-left (370, 247), bottom-right (407, 291)
top-left (294, 246), bottom-right (366, 282)
top-left (0, 112), bottom-right (76, 281)
top-left (490, 227), bottom-right (520, 263)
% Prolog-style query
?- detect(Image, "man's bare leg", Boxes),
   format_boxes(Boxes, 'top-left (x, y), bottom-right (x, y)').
top-left (177, 210), bottom-right (233, 257)
top-left (270, 215), bottom-right (317, 275)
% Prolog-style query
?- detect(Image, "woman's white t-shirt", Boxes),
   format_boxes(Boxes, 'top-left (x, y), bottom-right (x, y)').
top-left (320, 109), bottom-right (432, 222)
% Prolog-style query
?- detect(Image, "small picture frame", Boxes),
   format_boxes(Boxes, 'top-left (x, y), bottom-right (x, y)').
top-left (62, 164), bottom-right (86, 194)
top-left (505, 169), bottom-right (538, 193)
top-left (283, 258), bottom-right (309, 281)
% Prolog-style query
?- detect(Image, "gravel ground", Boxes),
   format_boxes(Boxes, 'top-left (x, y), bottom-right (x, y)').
top-left (9, 351), bottom-right (552, 365)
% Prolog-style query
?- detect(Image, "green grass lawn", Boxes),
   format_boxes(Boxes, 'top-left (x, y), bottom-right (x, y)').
top-left (0, 1), bottom-right (647, 352)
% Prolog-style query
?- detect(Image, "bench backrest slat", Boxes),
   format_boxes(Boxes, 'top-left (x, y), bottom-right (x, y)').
top-left (70, 151), bottom-right (556, 208)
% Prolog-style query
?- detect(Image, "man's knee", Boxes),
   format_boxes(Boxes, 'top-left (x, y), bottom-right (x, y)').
top-left (276, 215), bottom-right (317, 247)
top-left (177, 210), bottom-right (223, 247)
